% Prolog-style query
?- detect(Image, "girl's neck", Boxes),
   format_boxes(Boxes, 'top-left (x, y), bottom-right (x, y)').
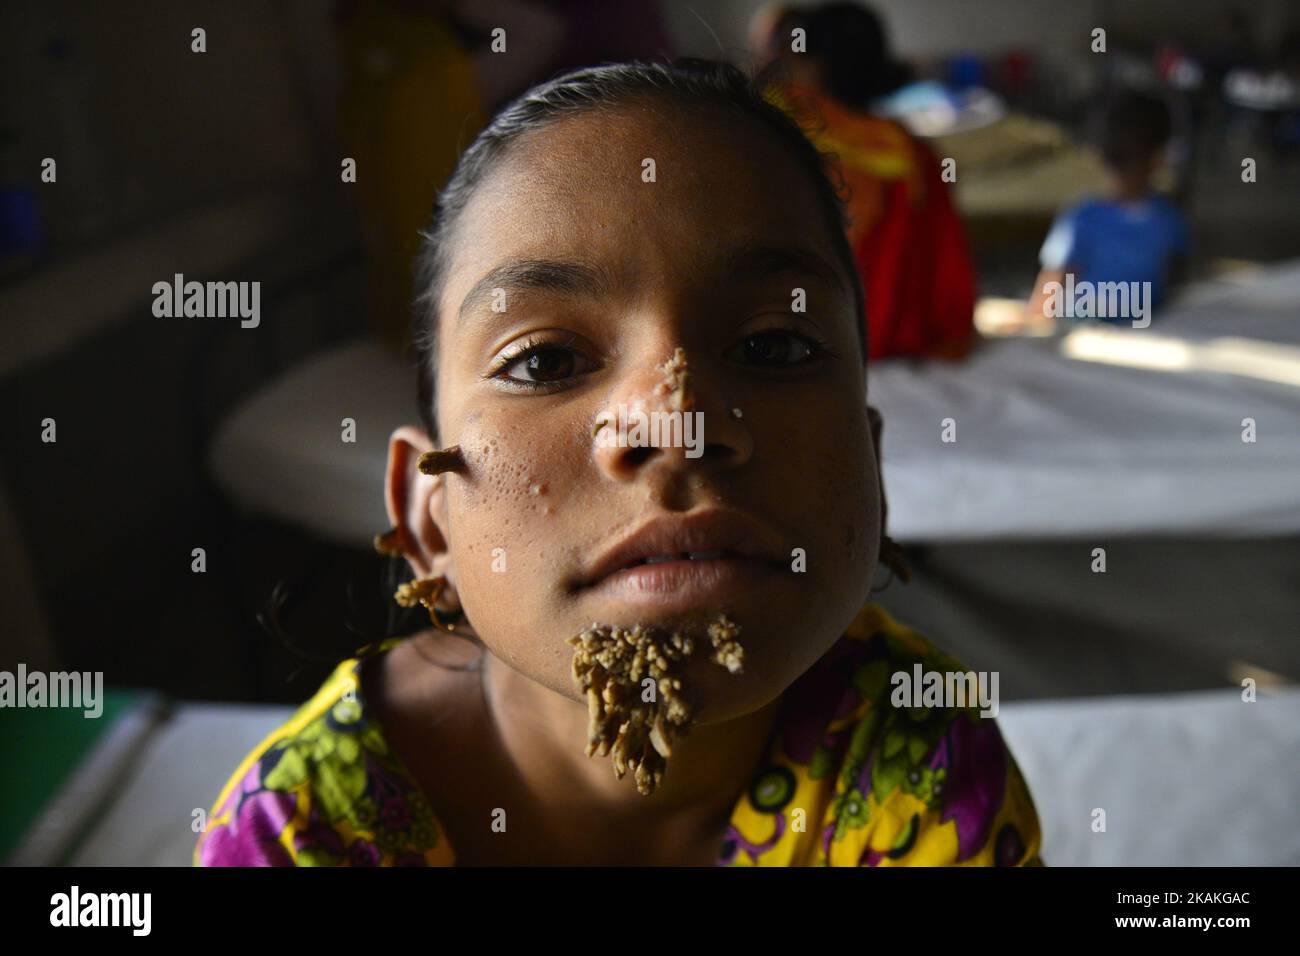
top-left (480, 645), bottom-right (783, 830)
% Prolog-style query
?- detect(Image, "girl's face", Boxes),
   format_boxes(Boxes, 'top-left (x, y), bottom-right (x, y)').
top-left (405, 100), bottom-right (881, 723)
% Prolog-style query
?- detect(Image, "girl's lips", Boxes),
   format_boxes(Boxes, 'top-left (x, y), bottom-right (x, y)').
top-left (586, 554), bottom-right (782, 608)
top-left (577, 508), bottom-right (787, 591)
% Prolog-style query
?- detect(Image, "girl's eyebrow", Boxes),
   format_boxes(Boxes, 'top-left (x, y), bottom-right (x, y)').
top-left (458, 259), bottom-right (614, 324)
top-left (720, 240), bottom-right (849, 294)
top-left (457, 242), bottom-right (848, 325)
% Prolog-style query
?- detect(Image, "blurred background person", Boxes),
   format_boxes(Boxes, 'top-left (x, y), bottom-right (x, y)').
top-left (753, 1), bottom-right (978, 360)
top-left (1027, 89), bottom-right (1190, 327)
top-left (337, 0), bottom-right (563, 352)
top-left (338, 0), bottom-right (675, 351)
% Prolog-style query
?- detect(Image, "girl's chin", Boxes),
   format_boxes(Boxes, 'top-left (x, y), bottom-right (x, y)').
top-left (662, 641), bottom-right (795, 726)
top-left (682, 666), bottom-right (791, 727)
top-left (551, 613), bottom-right (796, 726)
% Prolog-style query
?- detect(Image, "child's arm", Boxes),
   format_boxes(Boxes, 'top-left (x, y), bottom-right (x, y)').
top-left (1024, 205), bottom-right (1083, 334)
top-left (1025, 267), bottom-right (1067, 334)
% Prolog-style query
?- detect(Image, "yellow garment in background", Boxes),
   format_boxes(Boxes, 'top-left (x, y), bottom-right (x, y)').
top-left (338, 4), bottom-right (487, 350)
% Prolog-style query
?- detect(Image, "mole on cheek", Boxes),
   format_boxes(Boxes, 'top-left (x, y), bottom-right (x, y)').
top-left (526, 476), bottom-right (552, 516)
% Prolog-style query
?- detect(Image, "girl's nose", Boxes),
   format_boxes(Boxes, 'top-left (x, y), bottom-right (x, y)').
top-left (592, 349), bottom-right (753, 483)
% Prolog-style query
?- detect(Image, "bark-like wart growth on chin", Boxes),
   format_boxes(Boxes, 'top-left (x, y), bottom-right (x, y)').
top-left (653, 348), bottom-right (693, 412)
top-left (567, 614), bottom-right (745, 796)
top-left (416, 445), bottom-right (466, 477)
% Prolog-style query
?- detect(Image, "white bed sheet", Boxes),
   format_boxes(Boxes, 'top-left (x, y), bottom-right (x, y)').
top-left (997, 688), bottom-right (1300, 866)
top-left (208, 341), bottom-right (413, 546)
top-left (873, 262), bottom-right (1300, 541)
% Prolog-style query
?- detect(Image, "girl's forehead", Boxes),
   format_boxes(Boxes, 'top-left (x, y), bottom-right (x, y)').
top-left (484, 107), bottom-right (804, 216)
top-left (442, 104), bottom-right (842, 309)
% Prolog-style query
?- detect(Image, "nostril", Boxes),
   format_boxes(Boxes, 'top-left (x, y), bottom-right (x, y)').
top-left (623, 445), bottom-right (655, 467)
top-left (703, 443), bottom-right (734, 460)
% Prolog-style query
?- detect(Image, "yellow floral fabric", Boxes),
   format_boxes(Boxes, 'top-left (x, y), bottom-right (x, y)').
top-left (196, 602), bottom-right (1042, 866)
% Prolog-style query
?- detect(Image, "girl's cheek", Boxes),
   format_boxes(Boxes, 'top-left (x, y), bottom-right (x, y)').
top-left (444, 420), bottom-right (575, 602)
top-left (451, 402), bottom-right (602, 520)
top-left (780, 403), bottom-right (876, 566)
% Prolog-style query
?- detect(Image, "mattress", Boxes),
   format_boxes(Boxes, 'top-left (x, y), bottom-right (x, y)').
top-left (872, 262), bottom-right (1300, 541)
top-left (208, 341), bottom-right (415, 546)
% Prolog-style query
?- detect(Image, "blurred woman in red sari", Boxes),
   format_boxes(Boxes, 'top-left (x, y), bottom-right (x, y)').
top-left (753, 2), bottom-right (977, 360)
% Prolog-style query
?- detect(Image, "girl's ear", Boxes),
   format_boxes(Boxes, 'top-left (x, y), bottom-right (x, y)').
top-left (868, 404), bottom-right (911, 586)
top-left (385, 425), bottom-right (453, 581)
top-left (867, 404), bottom-right (888, 534)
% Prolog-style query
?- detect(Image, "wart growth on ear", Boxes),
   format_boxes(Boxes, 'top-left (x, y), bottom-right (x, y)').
top-left (417, 445), bottom-right (466, 477)
top-left (373, 526), bottom-right (406, 557)
top-left (393, 574), bottom-right (458, 631)
top-left (567, 614), bottom-right (745, 796)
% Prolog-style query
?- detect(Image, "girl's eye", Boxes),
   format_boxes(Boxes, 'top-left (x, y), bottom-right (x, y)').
top-left (494, 342), bottom-right (595, 387)
top-left (728, 329), bottom-right (826, 367)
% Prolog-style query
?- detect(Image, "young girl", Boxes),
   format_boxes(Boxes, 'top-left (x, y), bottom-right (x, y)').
top-left (195, 59), bottom-right (1042, 867)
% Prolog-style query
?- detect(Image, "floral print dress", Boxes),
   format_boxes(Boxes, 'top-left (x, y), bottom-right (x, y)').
top-left (195, 602), bottom-right (1043, 866)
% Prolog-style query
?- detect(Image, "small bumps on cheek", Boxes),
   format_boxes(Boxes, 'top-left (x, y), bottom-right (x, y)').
top-left (527, 477), bottom-right (553, 516)
top-left (462, 433), bottom-right (560, 524)
top-left (470, 434), bottom-right (537, 501)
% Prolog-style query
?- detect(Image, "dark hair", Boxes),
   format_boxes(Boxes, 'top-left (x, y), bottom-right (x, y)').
top-left (410, 57), bottom-right (867, 442)
top-left (1095, 89), bottom-right (1173, 172)
top-left (799, 2), bottom-right (912, 109)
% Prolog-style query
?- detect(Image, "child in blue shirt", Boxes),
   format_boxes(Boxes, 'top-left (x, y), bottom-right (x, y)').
top-left (1028, 90), bottom-right (1190, 327)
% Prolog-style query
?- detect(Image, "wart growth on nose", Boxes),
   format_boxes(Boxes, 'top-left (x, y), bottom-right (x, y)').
top-left (654, 347), bottom-right (694, 412)
top-left (567, 614), bottom-right (744, 796)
